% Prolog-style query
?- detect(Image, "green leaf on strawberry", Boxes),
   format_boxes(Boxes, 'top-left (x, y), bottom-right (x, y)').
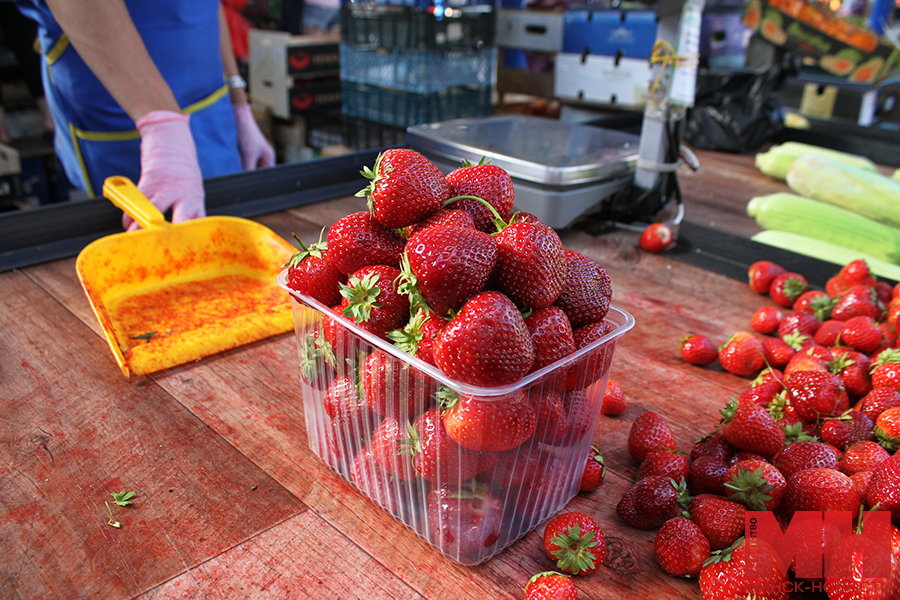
top-left (723, 465), bottom-right (775, 511)
top-left (339, 272), bottom-right (382, 323)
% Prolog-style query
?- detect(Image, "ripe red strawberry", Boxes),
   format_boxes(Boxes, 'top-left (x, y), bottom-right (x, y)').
top-left (821, 411), bottom-right (875, 450)
top-left (720, 399), bottom-right (786, 458)
top-left (724, 458), bottom-right (786, 511)
top-left (491, 222), bottom-right (567, 309)
top-left (750, 305), bottom-right (783, 334)
top-left (832, 284), bottom-right (885, 321)
top-left (690, 431), bottom-right (735, 463)
top-left (600, 379), bottom-right (627, 415)
top-left (638, 222), bottom-right (673, 253)
top-left (523, 572), bottom-right (577, 600)
top-left (564, 320), bottom-right (616, 392)
top-left (543, 512), bottom-right (606, 575)
top-left (323, 374), bottom-right (372, 426)
top-left (784, 344), bottom-right (832, 377)
top-left (866, 453), bottom-right (900, 524)
top-left (530, 389), bottom-right (569, 445)
top-left (370, 416), bottom-right (416, 480)
top-left (689, 493), bottom-right (746, 551)
top-left (839, 440), bottom-right (890, 475)
top-left (357, 148), bottom-right (448, 228)
top-left (688, 455), bottom-right (731, 496)
top-left (738, 380), bottom-right (782, 408)
top-left (825, 524), bottom-right (900, 600)
top-left (875, 406), bottom-right (900, 451)
top-left (406, 208), bottom-right (475, 240)
top-left (285, 231), bottom-right (347, 307)
top-left (410, 407), bottom-right (486, 484)
top-left (699, 539), bottom-right (789, 600)
top-left (386, 308), bottom-right (446, 366)
top-left (815, 319), bottom-right (845, 346)
top-left (399, 225), bottom-right (497, 317)
top-left (778, 311), bottom-right (821, 340)
top-left (616, 476), bottom-right (682, 529)
top-left (769, 271), bottom-right (808, 307)
top-left (780, 467), bottom-right (861, 518)
top-left (636, 448), bottom-right (690, 482)
top-left (654, 517), bottom-right (711, 576)
top-left (748, 260), bottom-right (786, 294)
top-left (826, 259), bottom-right (877, 297)
top-left (832, 347), bottom-right (874, 398)
top-left (842, 316), bottom-right (884, 354)
top-left (793, 289), bottom-right (835, 320)
top-left (762, 337), bottom-right (795, 369)
top-left (872, 349), bottom-right (900, 391)
top-left (445, 160), bottom-right (515, 233)
top-left (326, 211), bottom-right (405, 276)
top-left (553, 250), bottom-right (612, 327)
top-left (627, 411), bottom-right (677, 462)
top-left (361, 348), bottom-right (432, 418)
top-left (889, 297), bottom-right (900, 328)
top-left (718, 331), bottom-right (764, 376)
top-left (337, 265), bottom-right (410, 341)
top-left (441, 387), bottom-right (536, 452)
top-left (525, 306), bottom-right (576, 372)
top-left (427, 481), bottom-right (502, 560)
top-left (786, 371), bottom-right (848, 423)
top-left (350, 446), bottom-right (402, 514)
top-left (680, 333), bottom-right (718, 365)
top-left (433, 291), bottom-right (535, 386)
top-left (772, 440), bottom-right (840, 478)
top-left (579, 446), bottom-right (606, 492)
top-left (860, 386), bottom-right (900, 420)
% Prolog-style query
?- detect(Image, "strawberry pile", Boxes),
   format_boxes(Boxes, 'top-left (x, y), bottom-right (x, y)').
top-left (285, 149), bottom-right (622, 564)
top-left (619, 259), bottom-right (900, 599)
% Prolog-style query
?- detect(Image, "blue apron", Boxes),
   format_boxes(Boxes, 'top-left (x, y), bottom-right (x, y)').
top-left (16, 0), bottom-right (242, 197)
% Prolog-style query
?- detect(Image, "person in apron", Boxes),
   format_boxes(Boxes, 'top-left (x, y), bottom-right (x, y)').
top-left (15, 0), bottom-right (275, 229)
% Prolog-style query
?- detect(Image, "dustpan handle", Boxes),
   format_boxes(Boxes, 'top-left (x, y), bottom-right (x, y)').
top-left (103, 176), bottom-right (169, 230)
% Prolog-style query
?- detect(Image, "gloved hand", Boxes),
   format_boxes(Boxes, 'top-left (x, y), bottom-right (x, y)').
top-left (127, 110), bottom-right (205, 231)
top-left (232, 103), bottom-right (275, 171)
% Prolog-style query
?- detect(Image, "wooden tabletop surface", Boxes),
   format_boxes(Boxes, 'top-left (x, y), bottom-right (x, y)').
top-left (1, 149), bottom-right (813, 600)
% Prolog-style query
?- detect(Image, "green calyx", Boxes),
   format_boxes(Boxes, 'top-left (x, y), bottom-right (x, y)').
top-left (874, 426), bottom-right (900, 452)
top-left (829, 352), bottom-right (856, 374)
top-left (781, 421), bottom-right (818, 444)
top-left (286, 228), bottom-right (328, 268)
top-left (782, 330), bottom-right (810, 351)
top-left (298, 331), bottom-right (336, 381)
top-left (526, 571), bottom-right (569, 590)
top-left (550, 523), bottom-right (600, 575)
top-left (436, 386), bottom-right (461, 414)
top-left (702, 536), bottom-right (744, 567)
top-left (459, 156), bottom-right (492, 168)
top-left (723, 466), bottom-right (775, 511)
top-left (872, 348), bottom-right (900, 370)
top-left (387, 308), bottom-right (428, 356)
top-left (766, 392), bottom-right (791, 423)
top-left (782, 276), bottom-right (807, 303)
top-left (340, 272), bottom-right (382, 323)
top-left (718, 398), bottom-right (740, 425)
top-left (395, 253), bottom-right (432, 316)
top-left (809, 294), bottom-right (836, 321)
top-left (355, 152), bottom-right (384, 213)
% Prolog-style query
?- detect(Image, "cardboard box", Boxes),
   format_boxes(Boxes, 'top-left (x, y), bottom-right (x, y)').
top-left (701, 9), bottom-right (750, 69)
top-left (743, 0), bottom-right (900, 84)
top-left (495, 9), bottom-right (564, 52)
top-left (562, 10), bottom-right (657, 59)
top-left (554, 53), bottom-right (651, 106)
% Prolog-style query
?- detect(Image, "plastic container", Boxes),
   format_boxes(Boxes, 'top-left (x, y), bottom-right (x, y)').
top-left (341, 82), bottom-right (492, 128)
top-left (276, 270), bottom-right (635, 564)
top-left (340, 3), bottom-right (495, 51)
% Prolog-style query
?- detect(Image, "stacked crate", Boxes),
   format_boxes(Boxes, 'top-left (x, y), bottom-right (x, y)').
top-left (339, 1), bottom-right (496, 150)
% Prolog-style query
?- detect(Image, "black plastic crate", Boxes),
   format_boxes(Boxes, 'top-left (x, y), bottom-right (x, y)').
top-left (341, 116), bottom-right (407, 150)
top-left (341, 81), bottom-right (492, 128)
top-left (340, 4), bottom-right (495, 51)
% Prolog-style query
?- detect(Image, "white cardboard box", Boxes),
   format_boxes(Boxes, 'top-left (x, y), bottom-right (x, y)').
top-left (495, 9), bottom-right (564, 52)
top-left (553, 53), bottom-right (651, 107)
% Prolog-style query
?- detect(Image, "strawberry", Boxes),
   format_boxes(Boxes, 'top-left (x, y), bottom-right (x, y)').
top-left (361, 349), bottom-right (432, 418)
top-left (769, 271), bottom-right (808, 307)
top-left (579, 446), bottom-right (606, 492)
top-left (323, 374), bottom-right (372, 426)
top-left (689, 494), bottom-right (746, 551)
top-left (427, 481), bottom-right (502, 560)
top-left (793, 289), bottom-right (835, 320)
top-left (350, 446), bottom-right (403, 514)
top-left (296, 327), bottom-right (337, 389)
top-left (815, 319), bottom-right (845, 346)
top-left (523, 572), bottom-right (577, 600)
top-left (772, 440), bottom-right (840, 478)
top-left (871, 349), bottom-right (900, 391)
top-left (866, 453), bottom-right (900, 524)
top-left (784, 344), bottom-right (832, 377)
top-left (432, 291), bottom-right (534, 386)
top-left (839, 440), bottom-right (890, 475)
top-left (406, 208), bottom-right (475, 240)
top-left (440, 387), bottom-right (536, 452)
top-left (724, 458), bottom-right (786, 511)
top-left (616, 476), bottom-right (683, 529)
top-left (627, 411), bottom-right (677, 462)
top-left (777, 311), bottom-right (821, 340)
top-left (850, 470), bottom-right (873, 497)
top-left (738, 380), bottom-right (781, 408)
top-left (860, 386), bottom-right (900, 420)
top-left (786, 370), bottom-right (848, 423)
top-left (491, 221), bottom-right (567, 310)
top-left (337, 265), bottom-right (410, 341)
top-left (326, 211), bottom-right (405, 276)
top-left (285, 230), bottom-right (346, 306)
top-left (718, 331), bottom-right (765, 376)
top-left (875, 406), bottom-right (900, 451)
top-left (444, 159), bottom-right (515, 233)
top-left (690, 431), bottom-right (735, 462)
top-left (357, 148), bottom-right (448, 228)
top-left (638, 222), bottom-right (673, 253)
top-left (688, 455), bottom-right (731, 496)
top-left (558, 389), bottom-right (597, 444)
top-left (750, 305), bottom-right (783, 334)
top-left (748, 260), bottom-right (786, 294)
top-left (821, 411), bottom-right (875, 450)
top-left (600, 379), bottom-right (627, 415)
top-left (525, 306), bottom-right (576, 372)
top-left (386, 308), bottom-right (446, 366)
top-left (564, 320), bottom-right (616, 392)
top-left (832, 284), bottom-right (885, 321)
top-left (370, 416), bottom-right (416, 481)
top-left (720, 399), bottom-right (786, 458)
top-left (826, 259), bottom-right (877, 297)
top-left (825, 523), bottom-right (900, 600)
top-left (699, 539), bottom-right (790, 600)
top-left (680, 333), bottom-right (718, 365)
top-left (780, 467), bottom-right (861, 518)
top-left (762, 337), bottom-right (795, 369)
top-left (399, 225), bottom-right (497, 317)
top-left (635, 448), bottom-right (690, 482)
top-left (543, 512), bottom-right (606, 575)
top-left (842, 316), bottom-right (884, 354)
top-left (553, 250), bottom-right (612, 327)
top-left (654, 517), bottom-right (711, 577)
top-left (530, 389), bottom-right (570, 445)
top-left (832, 347), bottom-right (874, 398)
top-left (410, 407), bottom-right (486, 484)
top-left (890, 297), bottom-right (900, 328)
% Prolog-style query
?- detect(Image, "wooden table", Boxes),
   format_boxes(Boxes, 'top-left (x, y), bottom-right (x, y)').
top-left (2, 150), bottom-right (810, 599)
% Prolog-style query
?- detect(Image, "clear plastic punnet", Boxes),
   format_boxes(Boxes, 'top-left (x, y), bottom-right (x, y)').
top-left (276, 269), bottom-right (634, 565)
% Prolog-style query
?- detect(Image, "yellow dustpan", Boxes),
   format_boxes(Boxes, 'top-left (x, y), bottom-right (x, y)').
top-left (76, 176), bottom-right (294, 377)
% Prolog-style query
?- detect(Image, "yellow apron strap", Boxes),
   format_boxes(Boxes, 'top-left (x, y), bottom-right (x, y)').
top-left (45, 33), bottom-right (69, 65)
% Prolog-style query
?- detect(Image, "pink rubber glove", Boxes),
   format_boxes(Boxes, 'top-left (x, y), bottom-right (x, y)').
top-left (125, 110), bottom-right (205, 231)
top-left (233, 103), bottom-right (275, 170)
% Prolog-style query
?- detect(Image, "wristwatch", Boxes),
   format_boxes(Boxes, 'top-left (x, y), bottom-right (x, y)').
top-left (227, 75), bottom-right (247, 90)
